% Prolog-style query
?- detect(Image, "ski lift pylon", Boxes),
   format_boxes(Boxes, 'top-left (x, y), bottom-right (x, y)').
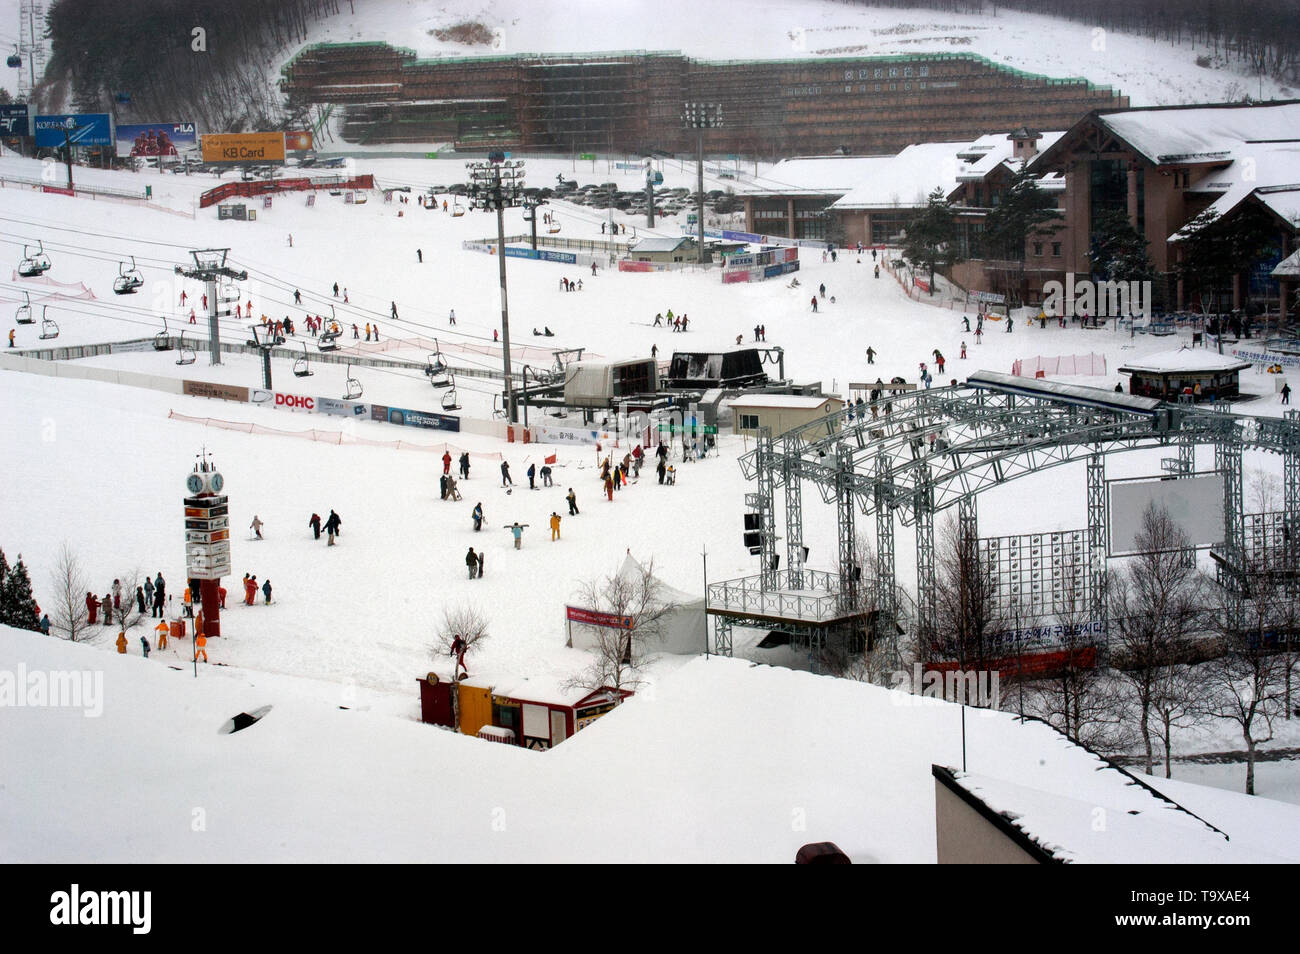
top-left (15, 291), bottom-right (33, 324)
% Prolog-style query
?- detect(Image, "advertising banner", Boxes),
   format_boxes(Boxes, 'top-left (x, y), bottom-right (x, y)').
top-left (115, 122), bottom-right (197, 157)
top-left (34, 113), bottom-right (113, 148)
top-left (315, 397), bottom-right (369, 418)
top-left (530, 424), bottom-right (616, 445)
top-left (251, 389), bottom-right (314, 410)
top-left (184, 380), bottom-right (250, 402)
top-left (284, 130), bottom-right (313, 151)
top-left (387, 406), bottom-right (460, 432)
top-left (0, 104), bottom-right (30, 137)
top-left (565, 606), bottom-right (634, 629)
top-left (201, 132), bottom-right (286, 164)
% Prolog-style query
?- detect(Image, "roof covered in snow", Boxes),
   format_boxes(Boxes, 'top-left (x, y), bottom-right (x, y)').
top-left (726, 393), bottom-right (844, 410)
top-left (1098, 101), bottom-right (1300, 166)
top-left (1274, 247), bottom-right (1300, 277)
top-left (831, 141), bottom-right (971, 210)
top-left (735, 155), bottom-right (897, 196)
top-left (1117, 346), bottom-right (1252, 374)
top-left (629, 236), bottom-right (691, 253)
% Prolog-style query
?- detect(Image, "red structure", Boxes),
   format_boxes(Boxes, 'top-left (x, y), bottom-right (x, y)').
top-left (199, 174), bottom-right (377, 209)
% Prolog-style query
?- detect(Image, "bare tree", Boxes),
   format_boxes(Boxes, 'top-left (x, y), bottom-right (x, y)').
top-left (930, 514), bottom-right (1000, 671)
top-left (105, 568), bottom-right (149, 640)
top-left (430, 603), bottom-right (490, 678)
top-left (1106, 502), bottom-right (1208, 776)
top-left (47, 542), bottom-right (92, 642)
top-left (565, 557), bottom-right (678, 692)
top-left (818, 534), bottom-right (914, 685)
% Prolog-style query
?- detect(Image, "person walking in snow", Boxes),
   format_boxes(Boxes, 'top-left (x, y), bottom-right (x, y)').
top-left (417, 249), bottom-right (423, 263)
top-left (500, 461), bottom-right (513, 487)
top-left (262, 579), bottom-right (272, 605)
top-left (477, 551), bottom-right (484, 578)
top-left (550, 512), bottom-right (562, 541)
top-left (443, 450), bottom-right (453, 475)
top-left (960, 341), bottom-right (967, 359)
top-left (391, 302), bottom-right (399, 319)
top-left (309, 512), bottom-right (322, 539)
top-left (459, 452), bottom-right (470, 480)
top-left (811, 296), bottom-right (818, 313)
top-left (448, 309), bottom-right (456, 326)
top-left (86, 592), bottom-right (99, 626)
top-left (567, 487), bottom-right (579, 515)
top-left (324, 509), bottom-right (341, 545)
top-left (527, 462), bottom-right (536, 490)
top-left (507, 522), bottom-right (525, 549)
top-left (866, 346), bottom-right (876, 364)
top-left (472, 502), bottom-right (484, 532)
top-left (136, 586), bottom-right (146, 615)
top-left (250, 515), bottom-right (264, 540)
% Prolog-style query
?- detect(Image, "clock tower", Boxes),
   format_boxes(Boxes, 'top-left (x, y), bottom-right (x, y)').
top-left (184, 448), bottom-right (231, 638)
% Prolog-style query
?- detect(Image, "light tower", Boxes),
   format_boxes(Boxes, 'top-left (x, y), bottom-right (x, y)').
top-left (466, 153), bottom-right (526, 423)
top-left (682, 103), bottom-right (722, 265)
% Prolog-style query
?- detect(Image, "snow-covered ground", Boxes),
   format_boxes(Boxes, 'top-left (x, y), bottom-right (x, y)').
top-left (2, 96), bottom-right (1299, 859)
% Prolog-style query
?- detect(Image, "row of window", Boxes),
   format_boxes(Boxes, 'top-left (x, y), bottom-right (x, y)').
top-left (843, 66), bottom-right (931, 80)
top-left (1032, 242), bottom-right (1063, 258)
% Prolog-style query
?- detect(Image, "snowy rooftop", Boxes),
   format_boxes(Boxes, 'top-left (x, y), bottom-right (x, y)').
top-left (831, 142), bottom-right (970, 210)
top-left (726, 394), bottom-right (843, 410)
top-left (735, 155), bottom-right (898, 197)
top-left (1274, 247), bottom-right (1300, 278)
top-left (629, 236), bottom-right (690, 253)
top-left (1099, 101), bottom-right (1300, 166)
top-left (1118, 347), bottom-right (1252, 374)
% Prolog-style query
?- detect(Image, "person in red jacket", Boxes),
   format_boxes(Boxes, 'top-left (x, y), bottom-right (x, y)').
top-left (442, 450), bottom-right (452, 475)
top-left (85, 592), bottom-right (99, 625)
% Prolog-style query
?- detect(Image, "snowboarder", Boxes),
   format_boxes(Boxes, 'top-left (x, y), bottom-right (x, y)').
top-left (500, 461), bottom-right (513, 487)
top-left (567, 488), bottom-right (579, 515)
top-left (325, 509), bottom-right (341, 545)
top-left (550, 512), bottom-right (561, 541)
top-left (250, 515), bottom-right (263, 540)
top-left (309, 513), bottom-right (322, 539)
top-left (507, 522), bottom-right (526, 549)
top-left (472, 502), bottom-right (484, 532)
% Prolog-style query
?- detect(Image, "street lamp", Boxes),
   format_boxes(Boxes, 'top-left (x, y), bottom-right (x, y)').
top-left (466, 153), bottom-right (526, 423)
top-left (682, 103), bottom-right (722, 265)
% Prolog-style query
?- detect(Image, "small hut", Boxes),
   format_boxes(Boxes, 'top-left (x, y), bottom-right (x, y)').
top-left (1117, 347), bottom-right (1251, 402)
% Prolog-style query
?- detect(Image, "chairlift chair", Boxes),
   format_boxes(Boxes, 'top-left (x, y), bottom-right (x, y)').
top-left (15, 291), bottom-right (33, 324)
top-left (175, 331), bottom-right (196, 365)
top-left (18, 241), bottom-right (51, 278)
top-left (113, 256), bottom-right (144, 295)
top-left (440, 374), bottom-right (461, 411)
top-left (293, 341), bottom-right (314, 377)
top-left (343, 364), bottom-right (363, 400)
top-left (38, 306), bottom-right (59, 340)
top-left (153, 317), bottom-right (171, 351)
top-left (451, 198), bottom-right (465, 218)
top-left (6, 48), bottom-right (20, 69)
top-left (547, 213), bottom-right (561, 235)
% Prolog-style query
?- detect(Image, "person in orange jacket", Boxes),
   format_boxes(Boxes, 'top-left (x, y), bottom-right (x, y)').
top-left (155, 619), bottom-right (169, 650)
top-left (243, 574), bottom-right (258, 605)
top-left (115, 632), bottom-right (128, 654)
top-left (182, 586), bottom-right (194, 618)
top-left (549, 511), bottom-right (561, 541)
top-left (194, 632), bottom-right (207, 663)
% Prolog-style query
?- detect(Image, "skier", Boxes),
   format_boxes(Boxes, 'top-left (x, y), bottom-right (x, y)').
top-left (527, 462), bottom-right (536, 490)
top-left (448, 309), bottom-right (456, 326)
top-left (417, 249), bottom-right (423, 263)
top-left (500, 461), bottom-right (513, 487)
top-left (443, 450), bottom-right (453, 475)
top-left (194, 631), bottom-right (207, 664)
top-left (472, 502), bottom-right (484, 532)
top-left (250, 515), bottom-right (263, 540)
top-left (262, 579), bottom-right (272, 605)
top-left (567, 488), bottom-right (579, 515)
top-left (550, 511), bottom-right (562, 541)
top-left (309, 512), bottom-right (322, 539)
top-left (811, 297), bottom-right (818, 313)
top-left (866, 346), bottom-right (876, 364)
top-left (507, 522), bottom-right (525, 549)
top-left (325, 509), bottom-right (342, 545)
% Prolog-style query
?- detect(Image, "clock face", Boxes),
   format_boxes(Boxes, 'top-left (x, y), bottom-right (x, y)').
top-left (210, 472), bottom-right (224, 493)
top-left (187, 473), bottom-right (204, 494)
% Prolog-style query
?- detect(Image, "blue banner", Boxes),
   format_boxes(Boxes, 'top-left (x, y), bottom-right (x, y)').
top-left (0, 104), bottom-right (30, 137)
top-left (34, 113), bottom-right (113, 148)
top-left (387, 406), bottom-right (460, 432)
top-left (503, 247), bottom-right (578, 265)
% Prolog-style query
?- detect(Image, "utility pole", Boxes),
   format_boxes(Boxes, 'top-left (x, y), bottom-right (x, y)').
top-left (683, 103), bottom-right (722, 265)
top-left (467, 153), bottom-right (526, 423)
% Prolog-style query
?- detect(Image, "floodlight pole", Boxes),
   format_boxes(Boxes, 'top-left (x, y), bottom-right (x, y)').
top-left (683, 103), bottom-right (721, 266)
top-left (467, 156), bottom-right (525, 424)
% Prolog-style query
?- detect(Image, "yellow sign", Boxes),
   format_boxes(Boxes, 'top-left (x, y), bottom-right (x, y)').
top-left (201, 132), bottom-right (285, 163)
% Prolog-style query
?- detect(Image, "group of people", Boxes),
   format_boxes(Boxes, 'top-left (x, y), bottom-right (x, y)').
top-left (308, 510), bottom-right (344, 545)
top-left (242, 573), bottom-right (272, 606)
top-left (652, 310), bottom-right (690, 332)
top-left (559, 277), bottom-right (584, 292)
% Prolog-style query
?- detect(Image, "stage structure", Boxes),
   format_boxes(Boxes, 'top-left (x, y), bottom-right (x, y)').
top-left (709, 372), bottom-right (1300, 662)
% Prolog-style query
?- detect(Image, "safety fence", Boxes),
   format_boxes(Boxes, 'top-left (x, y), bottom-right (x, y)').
top-left (1011, 353), bottom-right (1108, 377)
top-left (198, 174), bottom-right (377, 208)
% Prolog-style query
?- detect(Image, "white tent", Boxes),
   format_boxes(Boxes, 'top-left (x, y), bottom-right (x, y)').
top-left (567, 552), bottom-right (707, 656)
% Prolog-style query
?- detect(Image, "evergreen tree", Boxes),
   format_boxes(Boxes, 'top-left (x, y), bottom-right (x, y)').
top-left (1090, 209), bottom-right (1155, 283)
top-left (1176, 206), bottom-right (1280, 317)
top-left (1, 554), bottom-right (42, 632)
top-left (902, 187), bottom-right (963, 295)
top-left (979, 165), bottom-right (1063, 305)
top-left (0, 549), bottom-right (8, 619)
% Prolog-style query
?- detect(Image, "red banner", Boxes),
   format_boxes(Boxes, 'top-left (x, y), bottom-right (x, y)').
top-left (566, 606), bottom-right (633, 629)
top-left (913, 276), bottom-right (930, 293)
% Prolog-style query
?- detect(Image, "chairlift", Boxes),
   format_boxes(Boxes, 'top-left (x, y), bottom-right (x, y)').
top-left (547, 212), bottom-right (561, 234)
top-left (218, 280), bottom-right (240, 302)
top-left (424, 340), bottom-right (449, 384)
top-left (7, 47), bottom-right (20, 69)
top-left (451, 198), bottom-right (465, 218)
top-left (342, 363), bottom-right (363, 400)
top-left (15, 291), bottom-right (33, 324)
top-left (38, 306), bottom-right (59, 340)
top-left (440, 373), bottom-right (461, 411)
top-left (153, 317), bottom-right (171, 351)
top-left (113, 256), bottom-right (144, 295)
top-left (175, 331), bottom-right (196, 365)
top-left (293, 341), bottom-right (314, 378)
top-left (18, 241), bottom-right (51, 278)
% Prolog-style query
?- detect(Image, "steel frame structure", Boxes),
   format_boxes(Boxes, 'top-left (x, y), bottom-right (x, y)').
top-left (708, 374), bottom-right (1300, 658)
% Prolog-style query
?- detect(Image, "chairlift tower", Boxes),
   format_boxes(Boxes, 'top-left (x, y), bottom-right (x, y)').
top-left (174, 249), bottom-right (247, 366)
top-left (15, 0), bottom-right (45, 101)
top-left (466, 153), bottom-right (526, 423)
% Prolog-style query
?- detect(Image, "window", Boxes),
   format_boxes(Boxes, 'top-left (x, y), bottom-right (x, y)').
top-left (888, 67), bottom-right (899, 78)
top-left (1032, 242), bottom-right (1043, 257)
top-left (919, 65), bottom-right (930, 77)
top-left (874, 68), bottom-right (884, 79)
top-left (903, 67), bottom-right (913, 78)
top-left (739, 413), bottom-right (760, 431)
top-left (1051, 242), bottom-right (1062, 257)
